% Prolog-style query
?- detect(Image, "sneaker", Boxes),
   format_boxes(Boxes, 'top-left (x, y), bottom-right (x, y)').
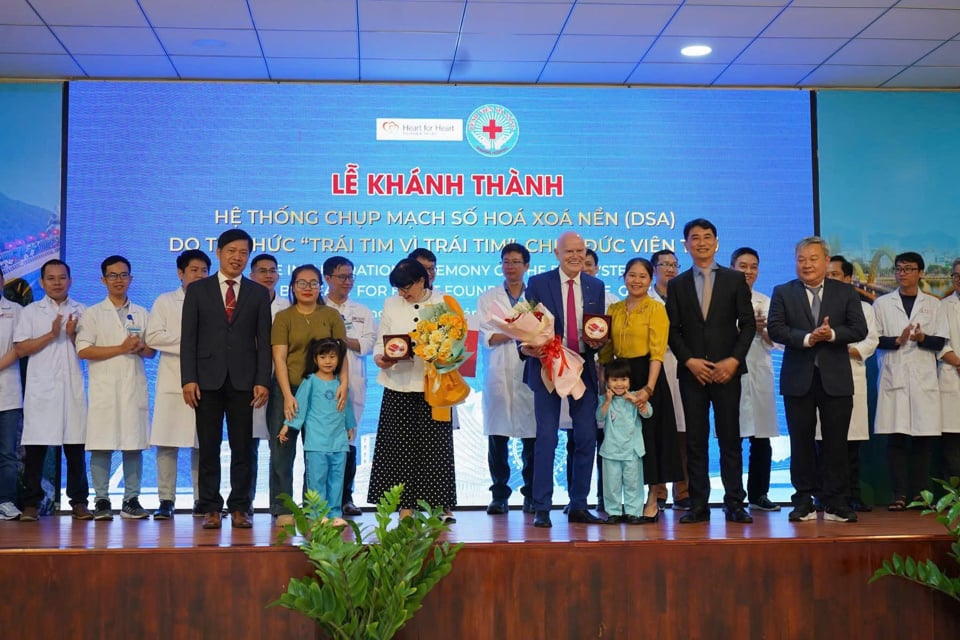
top-left (749, 495), bottom-right (781, 512)
top-left (153, 500), bottom-right (175, 520)
top-left (824, 505), bottom-right (858, 523)
top-left (672, 498), bottom-right (693, 511)
top-left (94, 499), bottom-right (114, 521)
top-left (522, 497), bottom-right (535, 514)
top-left (121, 498), bottom-right (149, 519)
top-left (71, 503), bottom-right (94, 521)
top-left (0, 501), bottom-right (22, 520)
top-left (788, 502), bottom-right (817, 522)
top-left (20, 506), bottom-right (39, 522)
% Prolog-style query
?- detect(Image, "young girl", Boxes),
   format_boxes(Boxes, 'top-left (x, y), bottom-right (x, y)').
top-left (598, 358), bottom-right (653, 525)
top-left (279, 338), bottom-right (356, 524)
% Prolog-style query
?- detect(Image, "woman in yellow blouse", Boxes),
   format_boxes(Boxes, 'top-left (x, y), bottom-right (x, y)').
top-left (599, 257), bottom-right (683, 522)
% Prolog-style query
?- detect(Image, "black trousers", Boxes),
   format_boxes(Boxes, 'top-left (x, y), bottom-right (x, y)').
top-left (489, 435), bottom-right (535, 501)
top-left (22, 444), bottom-right (88, 509)
top-left (342, 444), bottom-right (358, 506)
top-left (195, 376), bottom-right (254, 513)
top-left (746, 436), bottom-right (772, 503)
top-left (943, 433), bottom-right (960, 484)
top-left (887, 434), bottom-right (934, 499)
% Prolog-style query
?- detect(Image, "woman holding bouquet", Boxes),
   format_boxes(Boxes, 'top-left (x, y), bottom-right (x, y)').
top-left (367, 258), bottom-right (457, 521)
top-left (599, 257), bottom-right (682, 522)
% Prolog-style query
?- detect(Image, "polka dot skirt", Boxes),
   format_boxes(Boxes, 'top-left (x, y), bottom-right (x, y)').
top-left (367, 388), bottom-right (457, 510)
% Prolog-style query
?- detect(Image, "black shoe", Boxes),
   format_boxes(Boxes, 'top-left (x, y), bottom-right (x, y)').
top-left (486, 499), bottom-right (508, 515)
top-left (672, 497), bottom-right (692, 511)
top-left (192, 500), bottom-right (204, 518)
top-left (342, 502), bottom-right (363, 516)
top-left (788, 502), bottom-right (817, 522)
top-left (562, 503), bottom-right (570, 515)
top-left (678, 506), bottom-right (710, 524)
top-left (568, 508), bottom-right (606, 524)
top-left (522, 497), bottom-right (535, 514)
top-left (638, 511), bottom-right (660, 524)
top-left (824, 504), bottom-right (858, 523)
top-left (813, 496), bottom-right (825, 512)
top-left (533, 511), bottom-right (552, 528)
top-left (624, 515), bottom-right (644, 525)
top-left (724, 505), bottom-right (753, 523)
top-left (848, 498), bottom-right (872, 513)
top-left (748, 495), bottom-right (781, 512)
top-left (657, 498), bottom-right (667, 511)
top-left (153, 500), bottom-right (175, 520)
top-left (605, 515), bottom-right (623, 525)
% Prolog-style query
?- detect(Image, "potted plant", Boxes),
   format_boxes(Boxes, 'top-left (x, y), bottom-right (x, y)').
top-left (271, 484), bottom-right (463, 639)
top-left (870, 476), bottom-right (960, 602)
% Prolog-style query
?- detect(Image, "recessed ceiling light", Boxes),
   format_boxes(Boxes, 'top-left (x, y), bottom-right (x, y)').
top-left (681, 45), bottom-right (712, 58)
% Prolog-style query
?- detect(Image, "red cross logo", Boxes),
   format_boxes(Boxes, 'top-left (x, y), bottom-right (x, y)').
top-left (482, 119), bottom-right (502, 140)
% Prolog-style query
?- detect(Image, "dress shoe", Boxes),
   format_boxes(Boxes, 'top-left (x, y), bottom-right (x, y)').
top-left (672, 498), bottom-right (692, 511)
top-left (153, 500), bottom-right (175, 520)
top-left (533, 510), bottom-right (552, 528)
top-left (562, 503), bottom-right (570, 515)
top-left (202, 511), bottom-right (222, 529)
top-left (20, 506), bottom-right (40, 522)
top-left (342, 502), bottom-right (363, 516)
top-left (71, 503), bottom-right (94, 521)
top-left (724, 505), bottom-right (753, 523)
top-left (522, 497), bottom-right (535, 514)
top-left (637, 511), bottom-right (660, 524)
top-left (678, 507), bottom-right (710, 524)
top-left (605, 515), bottom-right (623, 525)
top-left (848, 498), bottom-right (872, 513)
top-left (624, 515), bottom-right (645, 525)
top-left (486, 499), bottom-right (508, 515)
top-left (231, 511), bottom-right (252, 528)
top-left (567, 508), bottom-right (606, 524)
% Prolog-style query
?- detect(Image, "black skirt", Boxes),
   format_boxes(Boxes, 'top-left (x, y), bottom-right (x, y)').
top-left (625, 355), bottom-right (684, 485)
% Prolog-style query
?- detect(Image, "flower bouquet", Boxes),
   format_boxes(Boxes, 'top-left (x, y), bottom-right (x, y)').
top-left (489, 300), bottom-right (586, 399)
top-left (409, 294), bottom-right (472, 421)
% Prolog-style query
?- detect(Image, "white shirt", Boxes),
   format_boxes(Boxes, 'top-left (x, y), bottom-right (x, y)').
top-left (375, 290), bottom-right (439, 392)
top-left (0, 296), bottom-right (23, 411)
top-left (326, 296), bottom-right (376, 430)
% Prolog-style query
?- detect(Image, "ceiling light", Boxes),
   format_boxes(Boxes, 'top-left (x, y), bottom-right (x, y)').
top-left (680, 45), bottom-right (712, 58)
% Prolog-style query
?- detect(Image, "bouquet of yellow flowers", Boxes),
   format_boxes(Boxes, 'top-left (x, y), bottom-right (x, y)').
top-left (409, 294), bottom-right (472, 420)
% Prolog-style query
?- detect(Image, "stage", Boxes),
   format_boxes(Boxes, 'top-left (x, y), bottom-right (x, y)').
top-left (2, 507), bottom-right (958, 639)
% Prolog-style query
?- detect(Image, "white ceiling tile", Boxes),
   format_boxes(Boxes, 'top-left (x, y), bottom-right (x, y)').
top-left (260, 30), bottom-right (357, 58)
top-left (449, 60), bottom-right (545, 83)
top-left (140, 0), bottom-right (253, 29)
top-left (0, 25), bottom-right (64, 54)
top-left (916, 41), bottom-right (960, 66)
top-left (626, 62), bottom-right (728, 85)
top-left (685, 0), bottom-right (787, 5)
top-left (358, 1), bottom-right (465, 33)
top-left (170, 55), bottom-right (269, 79)
top-left (538, 61), bottom-right (636, 83)
top-left (360, 58), bottom-right (454, 81)
top-left (738, 37), bottom-right (847, 65)
top-left (800, 64), bottom-right (902, 87)
top-left (156, 29), bottom-right (262, 57)
top-left (662, 5), bottom-right (784, 38)
top-left (462, 1), bottom-right (571, 34)
top-left (0, 0), bottom-right (43, 25)
top-left (248, 0), bottom-right (358, 30)
top-left (897, 0), bottom-right (960, 8)
top-left (565, 3), bottom-right (678, 36)
top-left (51, 26), bottom-right (163, 56)
top-left (827, 38), bottom-right (941, 66)
top-left (645, 36), bottom-right (753, 64)
top-left (361, 32), bottom-right (458, 60)
top-left (552, 35), bottom-right (654, 63)
top-left (30, 0), bottom-right (149, 27)
top-left (72, 54), bottom-right (177, 78)
top-left (860, 8), bottom-right (960, 40)
top-left (267, 57), bottom-right (359, 80)
top-left (457, 33), bottom-right (556, 61)
top-left (0, 53), bottom-right (82, 77)
top-left (764, 7), bottom-right (888, 38)
top-left (713, 63), bottom-right (815, 86)
top-left (882, 65), bottom-right (960, 87)
top-left (790, 0), bottom-right (894, 6)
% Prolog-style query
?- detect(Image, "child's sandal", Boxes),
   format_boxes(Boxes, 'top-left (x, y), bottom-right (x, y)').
top-left (887, 496), bottom-right (908, 511)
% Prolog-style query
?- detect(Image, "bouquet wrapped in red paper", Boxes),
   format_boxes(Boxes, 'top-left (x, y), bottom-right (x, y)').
top-left (488, 300), bottom-right (586, 400)
top-left (409, 294), bottom-right (472, 421)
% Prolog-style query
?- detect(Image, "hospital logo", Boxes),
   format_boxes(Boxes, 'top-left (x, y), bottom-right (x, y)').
top-left (466, 104), bottom-right (519, 157)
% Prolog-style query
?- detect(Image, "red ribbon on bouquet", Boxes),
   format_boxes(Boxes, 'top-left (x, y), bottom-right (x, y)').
top-left (540, 335), bottom-right (573, 383)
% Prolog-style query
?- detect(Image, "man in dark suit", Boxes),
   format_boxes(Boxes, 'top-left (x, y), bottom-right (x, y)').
top-left (767, 236), bottom-right (867, 523)
top-left (181, 229), bottom-right (272, 529)
top-left (666, 219), bottom-right (756, 524)
top-left (523, 231), bottom-right (607, 528)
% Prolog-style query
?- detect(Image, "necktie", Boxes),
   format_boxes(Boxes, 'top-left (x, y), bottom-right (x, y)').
top-left (565, 279), bottom-right (578, 351)
top-left (807, 285), bottom-right (822, 322)
top-left (225, 280), bottom-right (237, 322)
top-left (700, 267), bottom-right (713, 319)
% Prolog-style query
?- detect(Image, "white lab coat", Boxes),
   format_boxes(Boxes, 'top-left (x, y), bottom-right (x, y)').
top-left (648, 287), bottom-right (685, 432)
top-left (740, 291), bottom-right (780, 439)
top-left (15, 296), bottom-right (87, 445)
top-left (76, 298), bottom-right (150, 451)
top-left (145, 288), bottom-right (197, 448)
top-left (478, 285), bottom-right (535, 438)
top-left (938, 292), bottom-right (960, 434)
top-left (873, 290), bottom-right (947, 436)
top-left (0, 296), bottom-right (23, 411)
top-left (252, 295), bottom-right (290, 438)
top-left (326, 297), bottom-right (376, 442)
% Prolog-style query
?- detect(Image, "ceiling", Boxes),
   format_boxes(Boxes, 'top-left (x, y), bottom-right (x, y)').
top-left (1, 0), bottom-right (959, 89)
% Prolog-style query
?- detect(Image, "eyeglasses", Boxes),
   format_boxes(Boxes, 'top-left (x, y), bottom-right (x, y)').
top-left (294, 280), bottom-right (321, 289)
top-left (656, 262), bottom-right (680, 270)
top-left (104, 272), bottom-right (131, 281)
top-left (894, 266), bottom-right (919, 274)
top-left (253, 268), bottom-right (278, 276)
top-left (329, 274), bottom-right (355, 282)
top-left (501, 260), bottom-right (526, 266)
top-left (952, 273), bottom-right (960, 281)
top-left (398, 283), bottom-right (420, 294)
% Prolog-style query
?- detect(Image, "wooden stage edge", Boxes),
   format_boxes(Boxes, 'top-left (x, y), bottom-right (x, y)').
top-left (2, 508), bottom-right (959, 639)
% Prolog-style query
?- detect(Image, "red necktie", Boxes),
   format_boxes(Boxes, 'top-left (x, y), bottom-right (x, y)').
top-left (225, 280), bottom-right (237, 322)
top-left (566, 279), bottom-right (578, 351)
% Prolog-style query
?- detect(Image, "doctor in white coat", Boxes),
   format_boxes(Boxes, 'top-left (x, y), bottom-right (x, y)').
top-left (146, 249), bottom-right (210, 519)
top-left (937, 259), bottom-right (960, 482)
top-left (77, 255), bottom-right (155, 521)
top-left (14, 259), bottom-right (90, 521)
top-left (479, 243), bottom-right (536, 515)
top-left (873, 252), bottom-right (948, 510)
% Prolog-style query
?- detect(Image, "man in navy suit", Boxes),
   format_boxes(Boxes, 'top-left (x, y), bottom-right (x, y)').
top-left (181, 229), bottom-right (272, 529)
top-left (666, 219), bottom-right (756, 524)
top-left (768, 236), bottom-right (867, 523)
top-left (523, 231), bottom-right (607, 528)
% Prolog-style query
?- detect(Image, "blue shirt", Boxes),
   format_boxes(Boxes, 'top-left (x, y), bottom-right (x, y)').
top-left (284, 375), bottom-right (356, 452)
top-left (596, 395), bottom-right (646, 461)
